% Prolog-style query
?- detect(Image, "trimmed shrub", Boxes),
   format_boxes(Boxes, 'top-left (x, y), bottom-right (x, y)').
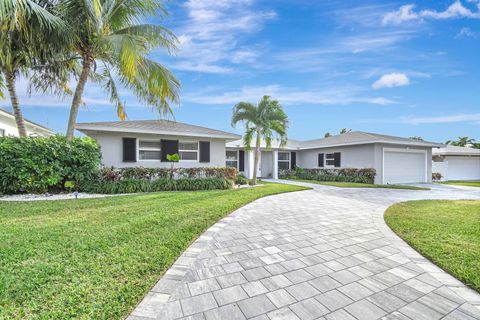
top-left (432, 172), bottom-right (443, 181)
top-left (0, 136), bottom-right (101, 194)
top-left (82, 178), bottom-right (232, 194)
top-left (279, 167), bottom-right (376, 184)
top-left (99, 166), bottom-right (237, 181)
top-left (235, 175), bottom-right (249, 185)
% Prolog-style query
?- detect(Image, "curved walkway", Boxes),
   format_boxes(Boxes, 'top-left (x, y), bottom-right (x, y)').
top-left (129, 181), bottom-right (480, 320)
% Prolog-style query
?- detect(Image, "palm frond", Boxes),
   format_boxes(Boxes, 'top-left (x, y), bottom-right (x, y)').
top-left (99, 63), bottom-right (127, 120)
top-left (113, 24), bottom-right (178, 54)
top-left (243, 126), bottom-right (256, 151)
top-left (0, 0), bottom-right (64, 31)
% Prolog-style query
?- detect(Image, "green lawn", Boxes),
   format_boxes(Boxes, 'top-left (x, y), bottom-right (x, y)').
top-left (287, 178), bottom-right (430, 190)
top-left (441, 181), bottom-right (480, 188)
top-left (385, 200), bottom-right (480, 292)
top-left (0, 183), bottom-right (308, 319)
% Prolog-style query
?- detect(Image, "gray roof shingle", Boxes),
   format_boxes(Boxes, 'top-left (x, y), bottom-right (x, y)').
top-left (76, 120), bottom-right (241, 140)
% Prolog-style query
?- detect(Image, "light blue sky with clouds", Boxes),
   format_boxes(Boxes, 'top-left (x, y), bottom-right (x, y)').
top-left (5, 0), bottom-right (480, 142)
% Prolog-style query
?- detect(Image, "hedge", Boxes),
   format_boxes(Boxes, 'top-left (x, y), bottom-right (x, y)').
top-left (0, 136), bottom-right (101, 194)
top-left (280, 167), bottom-right (376, 184)
top-left (82, 178), bottom-right (232, 194)
top-left (99, 166), bottom-right (237, 181)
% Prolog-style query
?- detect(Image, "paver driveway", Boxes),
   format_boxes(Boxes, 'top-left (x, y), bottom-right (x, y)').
top-left (129, 181), bottom-right (480, 320)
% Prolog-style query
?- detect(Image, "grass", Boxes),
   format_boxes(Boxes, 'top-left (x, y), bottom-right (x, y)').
top-left (287, 178), bottom-right (430, 190)
top-left (440, 181), bottom-right (480, 188)
top-left (385, 200), bottom-right (480, 292)
top-left (0, 183), bottom-right (308, 319)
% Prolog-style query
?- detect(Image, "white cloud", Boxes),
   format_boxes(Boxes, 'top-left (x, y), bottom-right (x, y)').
top-left (456, 27), bottom-right (480, 38)
top-left (184, 85), bottom-right (396, 106)
top-left (402, 113), bottom-right (480, 124)
top-left (372, 73), bottom-right (410, 89)
top-left (170, 0), bottom-right (275, 73)
top-left (383, 1), bottom-right (480, 25)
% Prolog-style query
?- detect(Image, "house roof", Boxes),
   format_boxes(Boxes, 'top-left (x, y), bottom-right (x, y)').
top-left (432, 145), bottom-right (480, 156)
top-left (227, 131), bottom-right (443, 150)
top-left (76, 120), bottom-right (241, 140)
top-left (0, 108), bottom-right (54, 135)
top-left (299, 131), bottom-right (444, 149)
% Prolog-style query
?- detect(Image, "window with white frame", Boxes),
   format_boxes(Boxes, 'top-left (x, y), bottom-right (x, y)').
top-left (278, 152), bottom-right (290, 170)
top-left (226, 150), bottom-right (238, 169)
top-left (325, 153), bottom-right (335, 167)
top-left (138, 140), bottom-right (161, 160)
top-left (179, 141), bottom-right (198, 161)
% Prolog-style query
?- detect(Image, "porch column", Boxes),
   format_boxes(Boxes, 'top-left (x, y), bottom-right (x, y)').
top-left (245, 150), bottom-right (255, 179)
top-left (272, 150), bottom-right (278, 179)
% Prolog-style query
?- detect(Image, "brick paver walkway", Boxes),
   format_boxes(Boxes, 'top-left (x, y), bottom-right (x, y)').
top-left (129, 181), bottom-right (480, 320)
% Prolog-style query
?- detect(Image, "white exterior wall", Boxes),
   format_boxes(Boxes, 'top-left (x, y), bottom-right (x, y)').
top-left (298, 144), bottom-right (376, 169)
top-left (0, 113), bottom-right (53, 137)
top-left (90, 131), bottom-right (227, 168)
top-left (435, 156), bottom-right (480, 181)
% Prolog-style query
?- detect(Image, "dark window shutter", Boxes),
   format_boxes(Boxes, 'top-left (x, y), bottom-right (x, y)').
top-left (123, 138), bottom-right (136, 162)
top-left (290, 152), bottom-right (297, 169)
top-left (239, 150), bottom-right (245, 171)
top-left (161, 139), bottom-right (179, 162)
top-left (334, 152), bottom-right (341, 167)
top-left (318, 153), bottom-right (324, 167)
top-left (199, 141), bottom-right (210, 163)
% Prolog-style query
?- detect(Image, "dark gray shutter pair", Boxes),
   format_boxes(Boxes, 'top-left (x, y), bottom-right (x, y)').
top-left (123, 138), bottom-right (210, 163)
top-left (317, 152), bottom-right (341, 167)
top-left (290, 152), bottom-right (297, 170)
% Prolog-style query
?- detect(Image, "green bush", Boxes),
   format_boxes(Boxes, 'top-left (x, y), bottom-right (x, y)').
top-left (81, 178), bottom-right (232, 194)
top-left (0, 136), bottom-right (101, 194)
top-left (102, 166), bottom-right (237, 181)
top-left (235, 175), bottom-right (249, 185)
top-left (279, 167), bottom-right (376, 184)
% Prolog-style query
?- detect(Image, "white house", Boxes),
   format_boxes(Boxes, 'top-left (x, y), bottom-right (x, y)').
top-left (0, 108), bottom-right (54, 137)
top-left (432, 145), bottom-right (480, 181)
top-left (227, 132), bottom-right (443, 184)
top-left (78, 120), bottom-right (444, 185)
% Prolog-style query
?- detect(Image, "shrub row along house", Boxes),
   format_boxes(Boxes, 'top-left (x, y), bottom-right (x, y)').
top-left (77, 120), bottom-right (451, 185)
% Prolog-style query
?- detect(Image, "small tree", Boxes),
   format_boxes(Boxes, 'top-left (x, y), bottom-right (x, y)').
top-left (324, 132), bottom-right (332, 138)
top-left (166, 153), bottom-right (179, 179)
top-left (446, 137), bottom-right (475, 147)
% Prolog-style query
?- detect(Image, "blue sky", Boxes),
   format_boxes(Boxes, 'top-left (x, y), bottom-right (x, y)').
top-left (6, 0), bottom-right (480, 142)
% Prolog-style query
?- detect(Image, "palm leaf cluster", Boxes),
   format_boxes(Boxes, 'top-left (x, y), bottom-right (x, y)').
top-left (0, 0), bottom-right (180, 138)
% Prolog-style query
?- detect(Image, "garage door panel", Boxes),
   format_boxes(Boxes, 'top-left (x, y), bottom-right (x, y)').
top-left (448, 158), bottom-right (480, 181)
top-left (384, 151), bottom-right (426, 184)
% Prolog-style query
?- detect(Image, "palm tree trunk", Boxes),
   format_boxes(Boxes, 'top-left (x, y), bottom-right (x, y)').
top-left (252, 132), bottom-right (261, 185)
top-left (4, 71), bottom-right (27, 137)
top-left (66, 57), bottom-right (91, 140)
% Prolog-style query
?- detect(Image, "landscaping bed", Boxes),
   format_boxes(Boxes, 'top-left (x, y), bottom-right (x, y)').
top-left (385, 200), bottom-right (480, 292)
top-left (0, 182), bottom-right (308, 319)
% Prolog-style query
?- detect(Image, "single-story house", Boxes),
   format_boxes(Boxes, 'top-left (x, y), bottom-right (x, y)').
top-left (0, 108), bottom-right (54, 137)
top-left (227, 131), bottom-right (443, 184)
top-left (432, 145), bottom-right (480, 181)
top-left (76, 120), bottom-right (241, 168)
top-left (78, 120), bottom-right (444, 185)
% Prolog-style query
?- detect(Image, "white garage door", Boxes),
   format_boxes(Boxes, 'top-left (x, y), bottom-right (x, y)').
top-left (448, 158), bottom-right (480, 181)
top-left (384, 150), bottom-right (426, 184)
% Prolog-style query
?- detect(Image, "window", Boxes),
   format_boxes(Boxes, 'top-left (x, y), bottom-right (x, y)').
top-left (325, 153), bottom-right (335, 167)
top-left (179, 141), bottom-right (198, 161)
top-left (139, 140), bottom-right (161, 160)
top-left (0, 128), bottom-right (5, 137)
top-left (278, 152), bottom-right (290, 170)
top-left (226, 150), bottom-right (238, 169)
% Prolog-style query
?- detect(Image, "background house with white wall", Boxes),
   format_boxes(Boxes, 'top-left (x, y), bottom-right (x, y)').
top-left (0, 108), bottom-right (54, 137)
top-left (432, 145), bottom-right (480, 181)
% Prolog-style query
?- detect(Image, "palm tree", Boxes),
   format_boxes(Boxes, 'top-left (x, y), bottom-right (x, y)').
top-left (339, 128), bottom-right (352, 134)
top-left (0, 0), bottom-right (63, 136)
top-left (231, 96), bottom-right (288, 185)
top-left (324, 132), bottom-right (332, 138)
top-left (446, 137), bottom-right (475, 147)
top-left (57, 0), bottom-right (180, 139)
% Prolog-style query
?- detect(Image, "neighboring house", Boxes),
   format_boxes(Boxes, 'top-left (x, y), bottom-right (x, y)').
top-left (77, 120), bottom-right (443, 184)
top-left (227, 131), bottom-right (443, 184)
top-left (76, 120), bottom-right (241, 168)
top-left (0, 108), bottom-right (54, 137)
top-left (432, 145), bottom-right (480, 181)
